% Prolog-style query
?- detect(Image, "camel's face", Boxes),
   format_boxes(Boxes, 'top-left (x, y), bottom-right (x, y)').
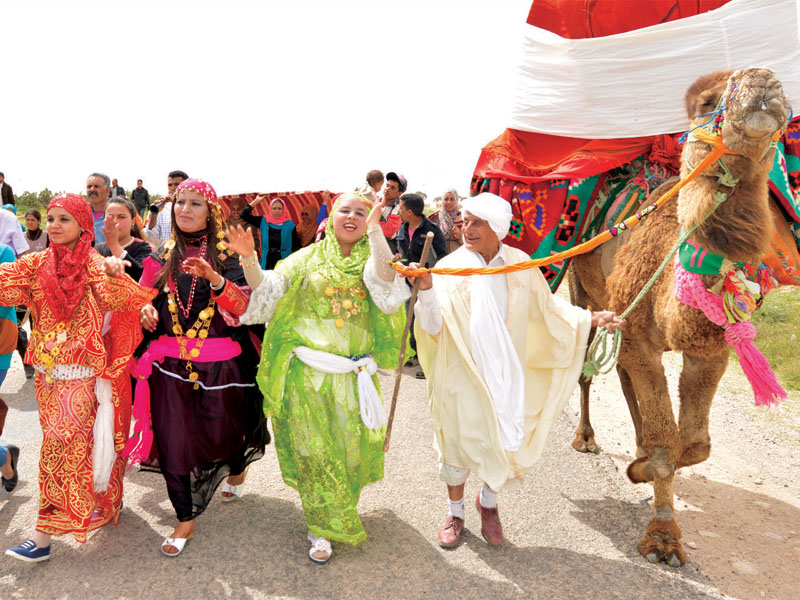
top-left (723, 68), bottom-right (790, 141)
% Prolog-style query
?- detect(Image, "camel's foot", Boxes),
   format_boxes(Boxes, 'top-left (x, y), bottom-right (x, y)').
top-left (635, 446), bottom-right (647, 459)
top-left (571, 426), bottom-right (599, 454)
top-left (627, 457), bottom-right (654, 483)
top-left (627, 447), bottom-right (675, 483)
top-left (637, 517), bottom-right (686, 568)
top-left (677, 441), bottom-right (711, 468)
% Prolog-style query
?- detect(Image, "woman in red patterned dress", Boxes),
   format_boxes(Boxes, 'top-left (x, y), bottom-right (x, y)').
top-left (0, 194), bottom-right (156, 562)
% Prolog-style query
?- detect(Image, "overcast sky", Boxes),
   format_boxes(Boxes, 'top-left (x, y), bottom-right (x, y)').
top-left (2, 0), bottom-right (530, 199)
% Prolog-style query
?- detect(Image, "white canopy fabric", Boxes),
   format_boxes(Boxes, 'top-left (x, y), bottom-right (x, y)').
top-left (510, 0), bottom-right (800, 138)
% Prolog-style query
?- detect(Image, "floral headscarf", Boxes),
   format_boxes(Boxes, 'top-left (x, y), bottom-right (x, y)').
top-left (41, 193), bottom-right (95, 321)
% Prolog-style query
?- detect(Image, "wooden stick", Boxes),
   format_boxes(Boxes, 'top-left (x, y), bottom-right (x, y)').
top-left (383, 232), bottom-right (434, 452)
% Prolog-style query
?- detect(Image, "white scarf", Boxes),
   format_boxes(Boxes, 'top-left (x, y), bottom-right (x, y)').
top-left (465, 249), bottom-right (525, 451)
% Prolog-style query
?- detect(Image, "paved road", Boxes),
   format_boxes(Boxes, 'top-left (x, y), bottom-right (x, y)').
top-left (0, 356), bottom-right (731, 600)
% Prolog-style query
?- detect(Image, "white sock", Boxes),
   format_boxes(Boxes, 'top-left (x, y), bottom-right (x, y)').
top-left (480, 483), bottom-right (498, 509)
top-left (448, 498), bottom-right (465, 520)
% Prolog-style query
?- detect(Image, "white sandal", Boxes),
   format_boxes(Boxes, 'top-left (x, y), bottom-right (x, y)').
top-left (220, 481), bottom-right (245, 503)
top-left (307, 533), bottom-right (332, 564)
top-left (160, 533), bottom-right (193, 557)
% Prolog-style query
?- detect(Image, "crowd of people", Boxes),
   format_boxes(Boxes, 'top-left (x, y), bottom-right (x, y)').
top-left (0, 168), bottom-right (624, 565)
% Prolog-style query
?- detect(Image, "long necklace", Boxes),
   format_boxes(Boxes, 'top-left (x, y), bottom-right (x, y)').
top-left (168, 294), bottom-right (215, 389)
top-left (171, 237), bottom-right (207, 319)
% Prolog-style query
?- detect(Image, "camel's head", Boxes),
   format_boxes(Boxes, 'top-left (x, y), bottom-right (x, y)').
top-left (685, 68), bottom-right (790, 154)
top-left (720, 68), bottom-right (790, 145)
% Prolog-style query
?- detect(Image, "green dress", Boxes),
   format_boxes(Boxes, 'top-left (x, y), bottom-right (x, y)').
top-left (242, 229), bottom-right (407, 544)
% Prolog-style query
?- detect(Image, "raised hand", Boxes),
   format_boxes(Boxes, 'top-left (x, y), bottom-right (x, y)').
top-left (225, 224), bottom-right (256, 258)
top-left (249, 194), bottom-right (268, 208)
top-left (366, 202), bottom-right (383, 228)
top-left (102, 219), bottom-right (121, 248)
top-left (182, 257), bottom-right (218, 282)
top-left (103, 255), bottom-right (131, 277)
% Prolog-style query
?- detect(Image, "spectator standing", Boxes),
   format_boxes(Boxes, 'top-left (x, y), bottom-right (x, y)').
top-left (239, 196), bottom-right (300, 269)
top-left (296, 204), bottom-right (318, 247)
top-left (0, 173), bottom-right (14, 206)
top-left (24, 210), bottom-right (48, 252)
top-left (429, 188), bottom-right (463, 253)
top-left (396, 192), bottom-right (448, 378)
top-left (380, 172), bottom-right (406, 253)
top-left (131, 179), bottom-right (150, 219)
top-left (110, 178), bottom-right (125, 198)
top-left (146, 170), bottom-right (188, 245)
top-left (86, 172), bottom-right (111, 243)
top-left (95, 198), bottom-right (153, 282)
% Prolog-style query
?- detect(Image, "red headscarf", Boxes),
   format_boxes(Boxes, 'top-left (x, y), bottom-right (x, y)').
top-left (265, 198), bottom-right (291, 226)
top-left (41, 193), bottom-right (95, 322)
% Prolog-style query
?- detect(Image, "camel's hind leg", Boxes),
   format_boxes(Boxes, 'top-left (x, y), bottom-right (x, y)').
top-left (568, 264), bottom-right (599, 453)
top-left (677, 351), bottom-right (728, 468)
top-left (618, 340), bottom-right (686, 567)
top-left (572, 372), bottom-right (599, 454)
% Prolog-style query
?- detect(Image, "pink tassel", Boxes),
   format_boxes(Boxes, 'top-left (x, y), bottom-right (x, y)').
top-left (121, 378), bottom-right (153, 466)
top-left (733, 340), bottom-right (787, 407)
top-left (675, 259), bottom-right (786, 408)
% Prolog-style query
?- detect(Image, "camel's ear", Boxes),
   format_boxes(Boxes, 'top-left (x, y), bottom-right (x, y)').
top-left (684, 70), bottom-right (733, 121)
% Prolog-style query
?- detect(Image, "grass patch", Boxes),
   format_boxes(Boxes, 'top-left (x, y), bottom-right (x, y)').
top-left (747, 286), bottom-right (800, 391)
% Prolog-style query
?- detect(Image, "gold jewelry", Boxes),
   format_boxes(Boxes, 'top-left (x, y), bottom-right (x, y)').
top-left (31, 322), bottom-right (71, 384)
top-left (168, 294), bottom-right (216, 389)
top-left (239, 255), bottom-right (258, 268)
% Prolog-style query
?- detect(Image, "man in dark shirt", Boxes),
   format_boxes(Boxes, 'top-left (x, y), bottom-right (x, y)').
top-left (397, 193), bottom-right (449, 268)
top-left (0, 173), bottom-right (14, 206)
top-left (131, 179), bottom-right (150, 219)
top-left (396, 192), bottom-right (449, 378)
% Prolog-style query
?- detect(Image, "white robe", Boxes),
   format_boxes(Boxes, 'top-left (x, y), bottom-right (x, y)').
top-left (414, 244), bottom-right (592, 491)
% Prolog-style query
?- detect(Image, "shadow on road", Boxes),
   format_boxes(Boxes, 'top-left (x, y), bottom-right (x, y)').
top-left (567, 473), bottom-right (800, 600)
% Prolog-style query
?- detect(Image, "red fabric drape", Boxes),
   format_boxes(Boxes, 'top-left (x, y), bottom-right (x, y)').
top-left (526, 0), bottom-right (730, 39)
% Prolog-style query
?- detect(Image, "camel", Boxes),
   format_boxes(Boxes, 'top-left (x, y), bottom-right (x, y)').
top-left (568, 68), bottom-right (791, 567)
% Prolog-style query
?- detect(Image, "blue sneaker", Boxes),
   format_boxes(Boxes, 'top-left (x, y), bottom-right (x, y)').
top-left (5, 540), bottom-right (50, 562)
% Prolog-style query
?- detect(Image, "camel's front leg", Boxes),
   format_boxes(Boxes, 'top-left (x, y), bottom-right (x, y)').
top-left (618, 341), bottom-right (685, 566)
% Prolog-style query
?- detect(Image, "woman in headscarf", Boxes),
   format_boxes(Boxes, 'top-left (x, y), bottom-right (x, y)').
top-left (24, 209), bottom-right (48, 252)
top-left (227, 192), bottom-right (409, 563)
top-left (132, 179), bottom-right (269, 557)
top-left (0, 193), bottom-right (156, 562)
top-left (296, 204), bottom-right (318, 247)
top-left (428, 188), bottom-right (463, 253)
top-left (239, 196), bottom-right (300, 269)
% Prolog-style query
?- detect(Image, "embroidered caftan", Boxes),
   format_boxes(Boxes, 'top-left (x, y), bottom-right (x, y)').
top-left (0, 251), bottom-right (156, 541)
top-left (241, 234), bottom-right (409, 545)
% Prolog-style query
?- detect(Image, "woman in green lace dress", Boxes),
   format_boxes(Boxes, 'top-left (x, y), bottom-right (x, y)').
top-left (229, 192), bottom-right (409, 563)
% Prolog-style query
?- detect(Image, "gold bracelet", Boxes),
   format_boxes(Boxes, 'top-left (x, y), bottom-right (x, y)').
top-left (239, 255), bottom-right (258, 268)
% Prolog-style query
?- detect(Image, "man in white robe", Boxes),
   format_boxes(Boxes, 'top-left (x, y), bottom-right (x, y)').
top-left (410, 193), bottom-right (624, 548)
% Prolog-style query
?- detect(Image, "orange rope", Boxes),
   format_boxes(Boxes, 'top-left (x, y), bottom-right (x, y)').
top-left (393, 130), bottom-right (733, 278)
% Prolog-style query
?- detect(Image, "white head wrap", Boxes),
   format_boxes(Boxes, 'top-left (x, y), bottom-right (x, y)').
top-left (461, 193), bottom-right (512, 240)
